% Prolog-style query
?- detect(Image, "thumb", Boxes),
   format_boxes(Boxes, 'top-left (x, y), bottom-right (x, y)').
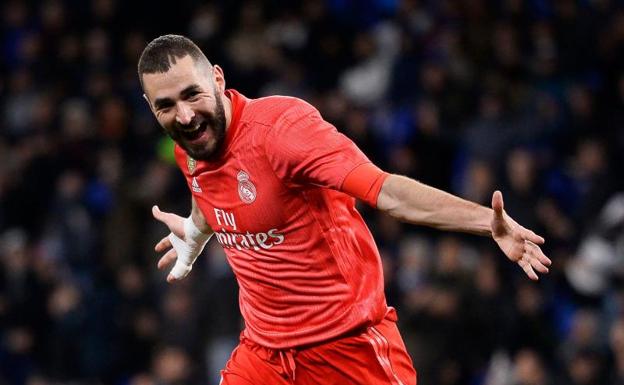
top-left (152, 205), bottom-right (164, 220)
top-left (492, 190), bottom-right (504, 217)
top-left (152, 205), bottom-right (173, 227)
top-left (152, 205), bottom-right (185, 238)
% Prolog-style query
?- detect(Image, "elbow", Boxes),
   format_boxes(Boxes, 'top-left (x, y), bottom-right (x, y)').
top-left (382, 202), bottom-right (438, 227)
top-left (380, 201), bottom-right (415, 223)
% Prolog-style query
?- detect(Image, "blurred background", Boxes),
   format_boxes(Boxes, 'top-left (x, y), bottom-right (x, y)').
top-left (1, 0), bottom-right (624, 384)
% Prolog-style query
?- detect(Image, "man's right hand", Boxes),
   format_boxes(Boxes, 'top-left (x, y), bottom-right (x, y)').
top-left (152, 205), bottom-right (212, 283)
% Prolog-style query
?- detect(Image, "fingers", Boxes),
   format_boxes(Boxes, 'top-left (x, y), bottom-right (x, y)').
top-left (157, 249), bottom-right (177, 270)
top-left (491, 190), bottom-right (504, 217)
top-left (156, 248), bottom-right (188, 284)
top-left (525, 252), bottom-right (549, 274)
top-left (527, 230), bottom-right (545, 245)
top-left (155, 236), bottom-right (172, 252)
top-left (518, 241), bottom-right (552, 280)
top-left (525, 241), bottom-right (552, 267)
top-left (166, 271), bottom-right (188, 283)
top-left (167, 261), bottom-right (192, 283)
top-left (518, 257), bottom-right (539, 281)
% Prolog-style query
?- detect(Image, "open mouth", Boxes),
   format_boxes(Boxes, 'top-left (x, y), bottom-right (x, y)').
top-left (179, 121), bottom-right (208, 141)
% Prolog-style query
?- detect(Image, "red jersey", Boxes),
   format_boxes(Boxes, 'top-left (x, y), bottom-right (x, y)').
top-left (174, 90), bottom-right (388, 349)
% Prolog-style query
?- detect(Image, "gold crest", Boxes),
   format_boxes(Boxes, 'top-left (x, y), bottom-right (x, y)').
top-left (187, 156), bottom-right (196, 174)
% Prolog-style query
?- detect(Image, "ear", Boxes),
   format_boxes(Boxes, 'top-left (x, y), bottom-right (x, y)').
top-left (143, 93), bottom-right (155, 114)
top-left (213, 65), bottom-right (226, 93)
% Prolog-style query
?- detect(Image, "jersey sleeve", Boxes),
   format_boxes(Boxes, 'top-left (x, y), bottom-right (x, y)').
top-left (342, 163), bottom-right (389, 207)
top-left (264, 99), bottom-right (386, 205)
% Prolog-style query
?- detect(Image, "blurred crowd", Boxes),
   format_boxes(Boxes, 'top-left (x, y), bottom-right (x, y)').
top-left (1, 0), bottom-right (624, 384)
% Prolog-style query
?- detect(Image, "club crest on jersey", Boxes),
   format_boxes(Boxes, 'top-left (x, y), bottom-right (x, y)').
top-left (237, 170), bottom-right (256, 204)
top-left (187, 156), bottom-right (196, 174)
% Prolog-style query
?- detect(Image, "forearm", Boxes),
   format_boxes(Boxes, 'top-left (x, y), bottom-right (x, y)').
top-left (191, 197), bottom-right (213, 234)
top-left (377, 174), bottom-right (493, 236)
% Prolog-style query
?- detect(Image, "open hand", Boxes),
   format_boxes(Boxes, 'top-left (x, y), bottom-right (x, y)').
top-left (491, 191), bottom-right (552, 280)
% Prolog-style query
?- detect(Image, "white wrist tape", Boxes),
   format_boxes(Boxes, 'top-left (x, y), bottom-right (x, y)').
top-left (167, 216), bottom-right (212, 279)
top-left (184, 215), bottom-right (212, 246)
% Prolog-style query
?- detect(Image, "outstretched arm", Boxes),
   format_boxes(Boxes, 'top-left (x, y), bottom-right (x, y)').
top-left (377, 174), bottom-right (551, 280)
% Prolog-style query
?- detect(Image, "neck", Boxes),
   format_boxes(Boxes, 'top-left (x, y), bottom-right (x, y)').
top-left (223, 91), bottom-right (233, 132)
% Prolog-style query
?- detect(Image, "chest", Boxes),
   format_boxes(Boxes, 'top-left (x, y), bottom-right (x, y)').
top-left (189, 152), bottom-right (294, 234)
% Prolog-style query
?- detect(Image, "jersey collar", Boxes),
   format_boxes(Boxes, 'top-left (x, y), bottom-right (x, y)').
top-left (219, 88), bottom-right (247, 159)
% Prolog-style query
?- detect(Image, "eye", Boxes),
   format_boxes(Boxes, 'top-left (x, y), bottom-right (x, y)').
top-left (155, 104), bottom-right (173, 116)
top-left (188, 91), bottom-right (201, 101)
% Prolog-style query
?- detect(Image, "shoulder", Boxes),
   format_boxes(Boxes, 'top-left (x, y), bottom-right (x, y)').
top-left (243, 95), bottom-right (318, 127)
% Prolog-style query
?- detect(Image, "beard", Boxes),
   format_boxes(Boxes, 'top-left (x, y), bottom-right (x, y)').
top-left (169, 89), bottom-right (227, 161)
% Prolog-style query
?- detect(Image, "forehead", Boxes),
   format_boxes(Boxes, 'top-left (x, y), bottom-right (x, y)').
top-left (142, 55), bottom-right (210, 100)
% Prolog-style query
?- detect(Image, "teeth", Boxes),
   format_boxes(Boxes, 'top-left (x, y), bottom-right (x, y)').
top-left (180, 122), bottom-right (202, 133)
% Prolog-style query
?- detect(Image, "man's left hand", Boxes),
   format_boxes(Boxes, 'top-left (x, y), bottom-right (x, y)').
top-left (490, 191), bottom-right (552, 280)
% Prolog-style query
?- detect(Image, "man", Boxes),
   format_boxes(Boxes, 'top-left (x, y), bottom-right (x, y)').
top-left (138, 35), bottom-right (551, 385)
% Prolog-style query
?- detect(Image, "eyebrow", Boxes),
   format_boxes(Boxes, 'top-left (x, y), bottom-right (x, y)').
top-left (153, 84), bottom-right (203, 110)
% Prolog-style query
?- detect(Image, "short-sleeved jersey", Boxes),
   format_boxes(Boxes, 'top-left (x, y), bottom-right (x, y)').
top-left (174, 90), bottom-right (388, 349)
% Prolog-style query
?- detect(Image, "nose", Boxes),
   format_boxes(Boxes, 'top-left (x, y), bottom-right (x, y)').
top-left (175, 102), bottom-right (195, 125)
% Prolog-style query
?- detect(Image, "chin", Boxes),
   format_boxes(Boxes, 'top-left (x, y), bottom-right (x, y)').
top-left (186, 147), bottom-right (213, 161)
top-left (184, 142), bottom-right (218, 161)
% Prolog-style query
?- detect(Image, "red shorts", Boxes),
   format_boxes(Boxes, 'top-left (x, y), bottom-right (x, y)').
top-left (220, 309), bottom-right (417, 385)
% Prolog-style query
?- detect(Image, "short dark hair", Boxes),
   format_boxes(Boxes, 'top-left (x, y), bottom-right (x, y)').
top-left (137, 34), bottom-right (210, 88)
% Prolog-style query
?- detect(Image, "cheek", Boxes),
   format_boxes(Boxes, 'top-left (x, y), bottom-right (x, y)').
top-left (196, 98), bottom-right (216, 113)
top-left (157, 121), bottom-right (177, 138)
top-left (157, 113), bottom-right (175, 130)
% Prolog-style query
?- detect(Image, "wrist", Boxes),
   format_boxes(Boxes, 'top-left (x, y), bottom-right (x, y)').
top-left (184, 215), bottom-right (212, 245)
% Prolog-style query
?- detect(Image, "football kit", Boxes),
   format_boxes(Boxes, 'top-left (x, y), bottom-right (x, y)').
top-left (173, 90), bottom-right (417, 385)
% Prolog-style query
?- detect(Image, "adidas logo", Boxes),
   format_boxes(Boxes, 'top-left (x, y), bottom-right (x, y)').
top-left (192, 177), bottom-right (202, 193)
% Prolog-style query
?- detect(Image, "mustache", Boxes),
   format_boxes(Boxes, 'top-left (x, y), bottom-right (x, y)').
top-left (175, 115), bottom-right (216, 132)
top-left (176, 118), bottom-right (200, 131)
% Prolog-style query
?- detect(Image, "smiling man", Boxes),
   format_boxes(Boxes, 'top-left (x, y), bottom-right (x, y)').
top-left (139, 34), bottom-right (551, 385)
top-left (140, 46), bottom-right (229, 161)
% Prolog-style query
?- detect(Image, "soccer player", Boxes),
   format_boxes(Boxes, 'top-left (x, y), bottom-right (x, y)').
top-left (138, 35), bottom-right (551, 385)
